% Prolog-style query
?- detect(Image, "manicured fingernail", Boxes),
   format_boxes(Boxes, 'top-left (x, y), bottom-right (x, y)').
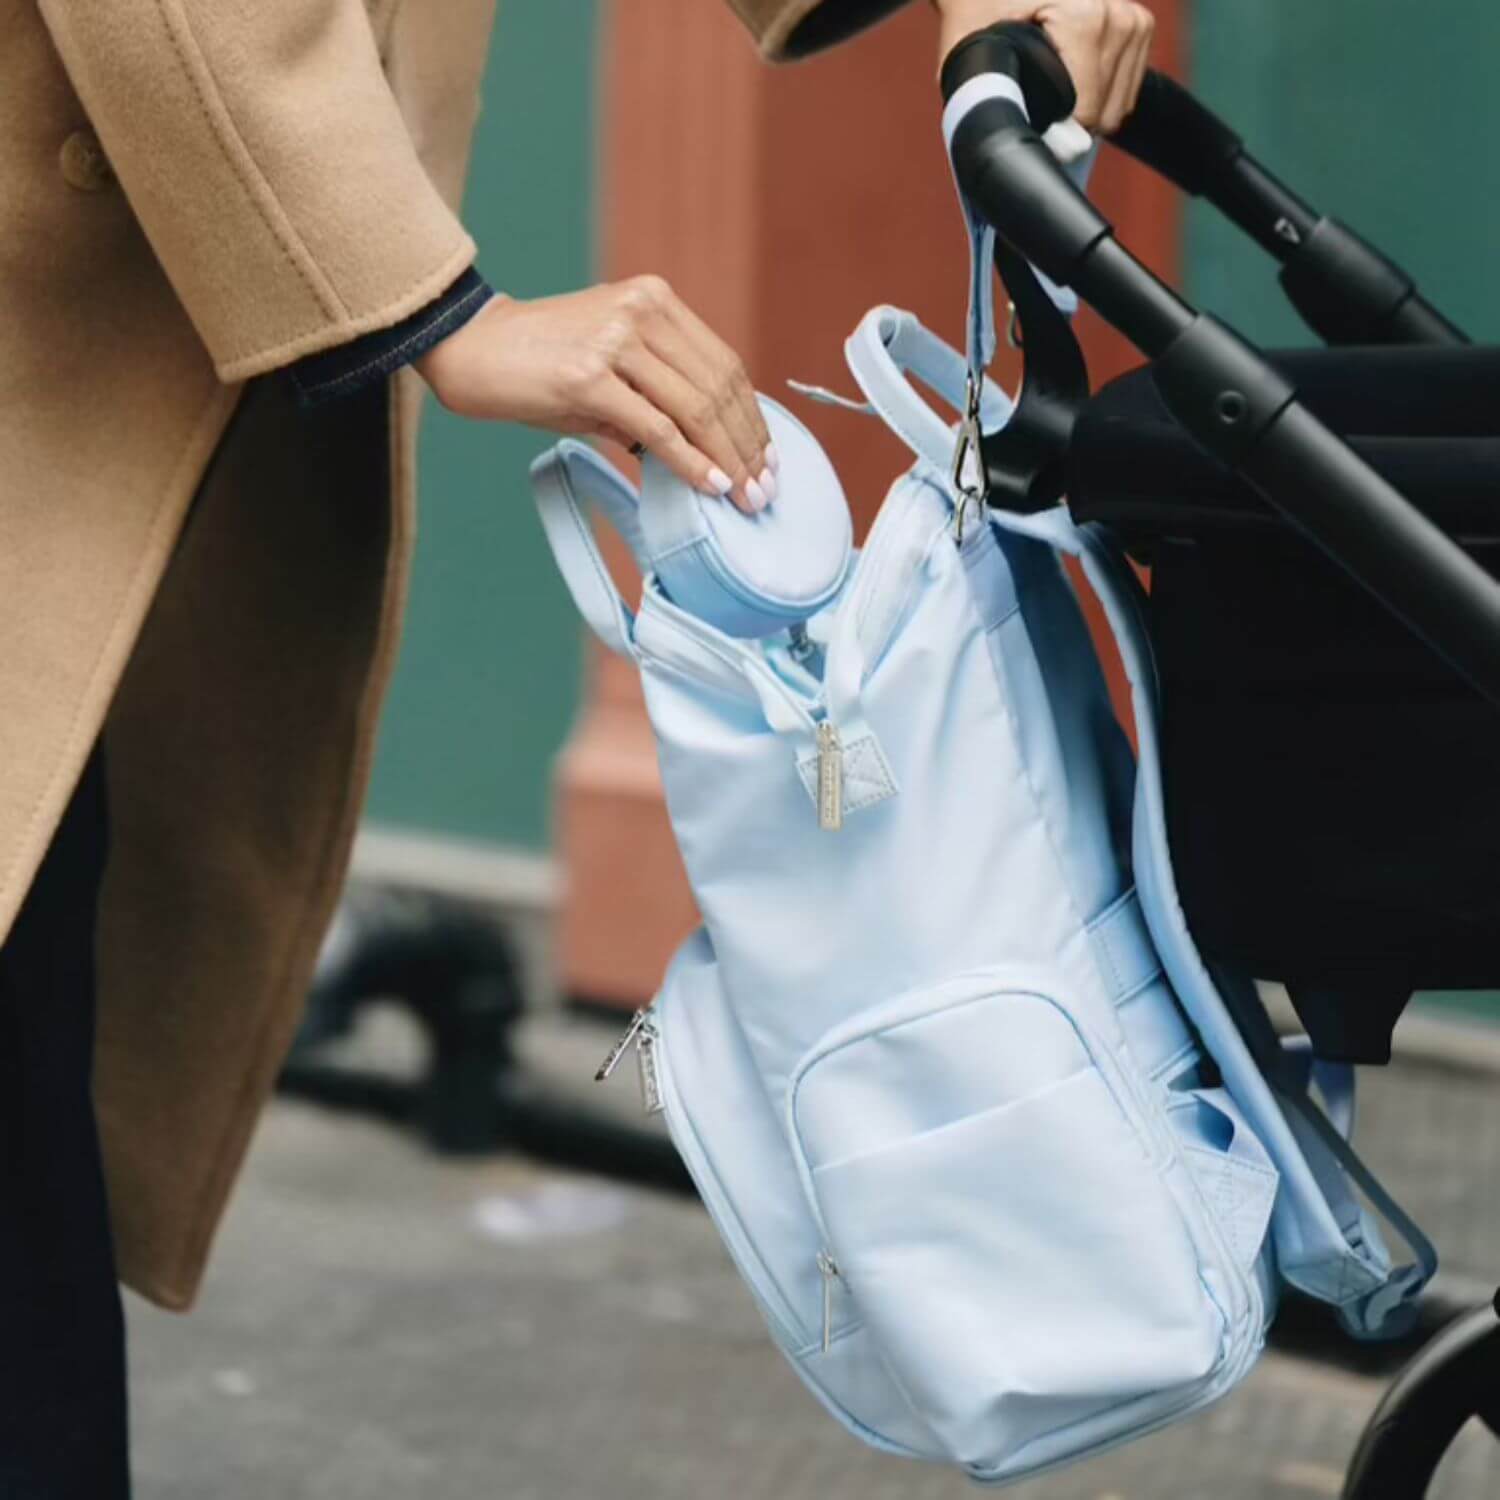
top-left (759, 467), bottom-right (778, 503)
top-left (705, 466), bottom-right (733, 495)
top-left (744, 477), bottom-right (768, 512)
top-left (765, 443), bottom-right (781, 473)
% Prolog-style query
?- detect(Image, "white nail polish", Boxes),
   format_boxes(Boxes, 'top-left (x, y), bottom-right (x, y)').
top-left (706, 466), bottom-right (733, 495)
top-left (759, 468), bottom-right (778, 504)
top-left (765, 443), bottom-right (781, 473)
top-left (745, 477), bottom-right (767, 512)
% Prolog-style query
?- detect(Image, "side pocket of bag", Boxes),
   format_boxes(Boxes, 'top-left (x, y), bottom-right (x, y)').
top-left (1167, 1084), bottom-right (1281, 1285)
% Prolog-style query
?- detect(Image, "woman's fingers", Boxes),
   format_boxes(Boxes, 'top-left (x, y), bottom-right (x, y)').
top-left (610, 276), bottom-right (773, 508)
top-left (637, 312), bottom-right (772, 505)
top-left (617, 339), bottom-right (769, 511)
top-left (1082, 2), bottom-right (1130, 132)
top-left (1098, 2), bottom-right (1154, 133)
top-left (412, 275), bottom-right (773, 512)
top-left (1032, 0), bottom-right (1153, 134)
top-left (657, 295), bottom-right (775, 482)
top-left (581, 370), bottom-right (765, 514)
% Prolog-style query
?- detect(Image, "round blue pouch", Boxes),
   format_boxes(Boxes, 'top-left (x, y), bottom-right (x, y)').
top-left (639, 395), bottom-right (853, 638)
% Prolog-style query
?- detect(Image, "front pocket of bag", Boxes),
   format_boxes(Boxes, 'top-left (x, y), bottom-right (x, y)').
top-left (791, 982), bottom-right (1227, 1473)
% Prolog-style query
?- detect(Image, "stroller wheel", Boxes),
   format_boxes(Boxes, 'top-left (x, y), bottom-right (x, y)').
top-left (1341, 1296), bottom-right (1500, 1499)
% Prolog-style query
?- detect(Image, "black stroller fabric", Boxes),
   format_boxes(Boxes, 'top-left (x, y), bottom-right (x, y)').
top-left (1069, 346), bottom-right (1500, 536)
top-left (1067, 346), bottom-right (1500, 1062)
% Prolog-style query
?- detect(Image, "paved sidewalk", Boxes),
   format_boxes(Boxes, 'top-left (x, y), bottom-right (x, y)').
top-left (128, 1089), bottom-right (1500, 1500)
top-left (1346, 1042), bottom-right (1500, 1289)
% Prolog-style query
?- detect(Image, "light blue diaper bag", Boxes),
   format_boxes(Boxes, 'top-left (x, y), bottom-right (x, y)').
top-left (527, 88), bottom-right (1434, 1484)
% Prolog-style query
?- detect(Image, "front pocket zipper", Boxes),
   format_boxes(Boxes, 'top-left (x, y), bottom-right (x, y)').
top-left (816, 1249), bottom-right (843, 1353)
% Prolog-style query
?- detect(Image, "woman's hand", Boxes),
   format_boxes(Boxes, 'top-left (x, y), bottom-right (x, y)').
top-left (415, 277), bottom-right (777, 513)
top-left (934, 0), bottom-right (1155, 135)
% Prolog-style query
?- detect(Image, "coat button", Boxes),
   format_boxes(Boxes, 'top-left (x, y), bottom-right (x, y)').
top-left (60, 130), bottom-right (114, 192)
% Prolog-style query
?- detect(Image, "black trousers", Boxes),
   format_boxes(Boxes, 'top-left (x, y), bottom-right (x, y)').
top-left (0, 749), bottom-right (130, 1498)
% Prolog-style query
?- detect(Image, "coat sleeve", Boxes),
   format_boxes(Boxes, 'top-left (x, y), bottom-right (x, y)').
top-left (38, 0), bottom-right (478, 383)
top-left (726, 0), bottom-right (914, 59)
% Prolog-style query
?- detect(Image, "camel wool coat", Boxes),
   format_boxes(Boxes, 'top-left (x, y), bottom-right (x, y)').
top-left (1, 0), bottom-right (905, 1312)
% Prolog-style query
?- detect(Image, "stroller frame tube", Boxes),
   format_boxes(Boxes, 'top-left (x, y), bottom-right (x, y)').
top-left (1113, 70), bottom-right (1468, 348)
top-left (1340, 1297), bottom-right (1500, 1499)
top-left (948, 89), bottom-right (1500, 708)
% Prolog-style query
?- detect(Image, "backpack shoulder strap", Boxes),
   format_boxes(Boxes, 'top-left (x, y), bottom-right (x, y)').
top-left (1059, 518), bottom-right (1436, 1337)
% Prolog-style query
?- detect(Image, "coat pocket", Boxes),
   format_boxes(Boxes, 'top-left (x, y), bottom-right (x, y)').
top-left (789, 971), bottom-right (1232, 1476)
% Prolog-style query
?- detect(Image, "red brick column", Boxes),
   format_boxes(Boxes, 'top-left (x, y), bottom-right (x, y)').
top-left (557, 0), bottom-right (1185, 1007)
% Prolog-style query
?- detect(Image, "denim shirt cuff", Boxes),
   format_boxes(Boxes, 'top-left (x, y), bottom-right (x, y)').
top-left (284, 267), bottom-right (495, 407)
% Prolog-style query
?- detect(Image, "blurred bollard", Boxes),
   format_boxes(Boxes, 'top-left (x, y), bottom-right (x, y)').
top-left (283, 887), bottom-right (692, 1190)
top-left (285, 887), bottom-right (524, 1153)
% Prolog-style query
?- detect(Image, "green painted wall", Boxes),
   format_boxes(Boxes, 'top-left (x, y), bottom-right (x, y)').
top-left (1189, 6), bottom-right (1500, 1024)
top-left (365, 0), bottom-right (599, 849)
top-left (1187, 1), bottom-right (1500, 344)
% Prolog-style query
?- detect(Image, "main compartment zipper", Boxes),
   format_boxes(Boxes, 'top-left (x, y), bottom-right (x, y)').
top-left (595, 1007), bottom-right (664, 1114)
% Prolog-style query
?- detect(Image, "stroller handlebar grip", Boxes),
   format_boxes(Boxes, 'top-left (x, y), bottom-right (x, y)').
top-left (940, 21), bottom-right (1075, 131)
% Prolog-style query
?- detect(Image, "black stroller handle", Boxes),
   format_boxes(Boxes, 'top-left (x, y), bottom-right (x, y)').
top-left (1113, 70), bottom-right (1468, 347)
top-left (943, 23), bottom-right (1466, 349)
top-left (942, 24), bottom-right (1500, 708)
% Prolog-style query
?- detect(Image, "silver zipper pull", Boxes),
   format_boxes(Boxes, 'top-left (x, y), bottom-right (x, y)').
top-left (595, 1008), bottom-right (650, 1083)
top-left (816, 722), bottom-right (843, 833)
top-left (816, 1250), bottom-right (841, 1353)
top-left (636, 1020), bottom-right (664, 1115)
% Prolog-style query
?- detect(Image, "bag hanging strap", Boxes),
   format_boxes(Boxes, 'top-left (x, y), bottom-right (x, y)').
top-left (530, 441), bottom-right (648, 660)
top-left (941, 78), bottom-right (1092, 391)
top-left (828, 86), bottom-right (1093, 486)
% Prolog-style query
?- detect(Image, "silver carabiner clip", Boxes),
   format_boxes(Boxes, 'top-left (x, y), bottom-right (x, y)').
top-left (950, 371), bottom-right (986, 543)
top-left (1005, 300), bottom-right (1024, 351)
